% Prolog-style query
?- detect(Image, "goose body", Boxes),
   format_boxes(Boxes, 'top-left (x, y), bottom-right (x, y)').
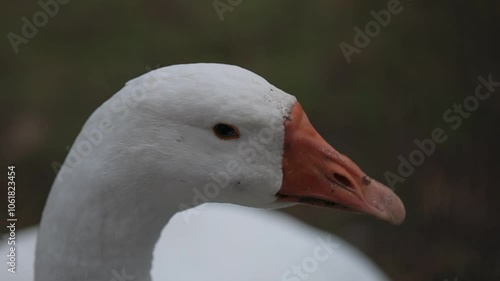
top-left (1, 204), bottom-right (391, 281)
top-left (1, 63), bottom-right (404, 281)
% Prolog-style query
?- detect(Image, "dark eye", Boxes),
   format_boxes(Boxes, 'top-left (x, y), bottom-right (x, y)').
top-left (212, 123), bottom-right (240, 140)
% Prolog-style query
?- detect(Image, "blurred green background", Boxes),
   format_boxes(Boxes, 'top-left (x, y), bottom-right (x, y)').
top-left (1, 1), bottom-right (499, 280)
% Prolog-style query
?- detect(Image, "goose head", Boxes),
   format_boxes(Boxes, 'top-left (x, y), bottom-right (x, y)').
top-left (37, 63), bottom-right (405, 281)
top-left (82, 63), bottom-right (404, 224)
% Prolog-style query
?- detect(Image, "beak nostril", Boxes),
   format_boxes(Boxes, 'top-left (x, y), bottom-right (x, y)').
top-left (332, 173), bottom-right (353, 189)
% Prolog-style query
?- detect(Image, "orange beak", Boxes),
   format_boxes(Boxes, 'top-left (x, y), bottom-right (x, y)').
top-left (278, 103), bottom-right (405, 225)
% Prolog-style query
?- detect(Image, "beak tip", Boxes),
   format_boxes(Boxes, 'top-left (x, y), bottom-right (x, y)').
top-left (383, 193), bottom-right (406, 225)
top-left (389, 205), bottom-right (406, 225)
top-left (366, 181), bottom-right (406, 225)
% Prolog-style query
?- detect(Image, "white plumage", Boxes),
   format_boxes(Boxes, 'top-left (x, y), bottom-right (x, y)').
top-left (1, 63), bottom-right (401, 281)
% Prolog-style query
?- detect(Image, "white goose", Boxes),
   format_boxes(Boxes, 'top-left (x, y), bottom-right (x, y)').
top-left (1, 63), bottom-right (405, 281)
